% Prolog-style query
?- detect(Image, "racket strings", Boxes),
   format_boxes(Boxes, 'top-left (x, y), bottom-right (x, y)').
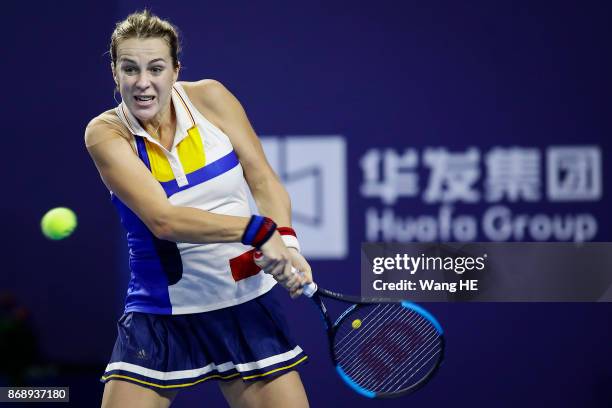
top-left (348, 319), bottom-right (437, 387)
top-left (347, 328), bottom-right (441, 393)
top-left (334, 304), bottom-right (397, 360)
top-left (361, 329), bottom-right (441, 392)
top-left (334, 303), bottom-right (385, 348)
top-left (357, 327), bottom-right (441, 392)
top-left (359, 333), bottom-right (442, 394)
top-left (380, 342), bottom-right (442, 393)
top-left (333, 305), bottom-right (442, 394)
top-left (340, 311), bottom-right (433, 385)
top-left (337, 308), bottom-right (430, 375)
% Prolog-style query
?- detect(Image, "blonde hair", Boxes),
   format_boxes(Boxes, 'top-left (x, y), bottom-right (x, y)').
top-left (110, 10), bottom-right (181, 69)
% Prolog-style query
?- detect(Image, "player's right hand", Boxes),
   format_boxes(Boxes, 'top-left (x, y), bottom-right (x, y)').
top-left (255, 233), bottom-right (303, 297)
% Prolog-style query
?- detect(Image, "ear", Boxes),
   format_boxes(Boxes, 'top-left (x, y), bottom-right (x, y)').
top-left (173, 62), bottom-right (181, 82)
top-left (111, 63), bottom-right (118, 86)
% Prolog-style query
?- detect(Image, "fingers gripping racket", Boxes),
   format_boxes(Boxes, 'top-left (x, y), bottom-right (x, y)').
top-left (299, 279), bottom-right (445, 399)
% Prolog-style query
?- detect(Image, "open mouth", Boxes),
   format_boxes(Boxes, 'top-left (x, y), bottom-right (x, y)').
top-left (134, 95), bottom-right (155, 104)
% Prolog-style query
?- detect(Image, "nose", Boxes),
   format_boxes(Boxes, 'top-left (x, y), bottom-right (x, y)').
top-left (134, 72), bottom-right (152, 90)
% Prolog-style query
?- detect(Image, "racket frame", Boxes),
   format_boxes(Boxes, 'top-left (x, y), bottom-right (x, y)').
top-left (307, 286), bottom-right (445, 399)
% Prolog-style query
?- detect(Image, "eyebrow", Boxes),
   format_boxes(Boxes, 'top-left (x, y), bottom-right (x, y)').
top-left (119, 57), bottom-right (167, 64)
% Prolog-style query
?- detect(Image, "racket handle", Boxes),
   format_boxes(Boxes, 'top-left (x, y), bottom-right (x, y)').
top-left (302, 282), bottom-right (318, 298)
top-left (291, 267), bottom-right (318, 298)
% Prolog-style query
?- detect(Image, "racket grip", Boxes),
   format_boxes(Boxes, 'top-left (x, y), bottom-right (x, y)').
top-left (291, 267), bottom-right (318, 298)
top-left (302, 282), bottom-right (318, 298)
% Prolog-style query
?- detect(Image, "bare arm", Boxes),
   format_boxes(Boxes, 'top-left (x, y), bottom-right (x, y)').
top-left (84, 119), bottom-right (250, 243)
top-left (185, 80), bottom-right (292, 227)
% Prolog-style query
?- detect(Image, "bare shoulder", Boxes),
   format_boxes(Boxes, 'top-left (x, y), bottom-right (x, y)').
top-left (180, 79), bottom-right (230, 106)
top-left (84, 109), bottom-right (134, 151)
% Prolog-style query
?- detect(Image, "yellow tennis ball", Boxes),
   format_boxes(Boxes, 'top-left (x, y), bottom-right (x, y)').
top-left (352, 319), bottom-right (362, 329)
top-left (41, 207), bottom-right (77, 240)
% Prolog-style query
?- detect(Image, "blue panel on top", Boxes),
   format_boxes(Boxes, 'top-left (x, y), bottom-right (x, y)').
top-left (111, 195), bottom-right (180, 314)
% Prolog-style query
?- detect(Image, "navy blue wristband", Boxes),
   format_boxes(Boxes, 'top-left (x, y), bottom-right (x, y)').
top-left (242, 215), bottom-right (277, 248)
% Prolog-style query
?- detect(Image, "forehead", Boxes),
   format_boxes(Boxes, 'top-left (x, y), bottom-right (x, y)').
top-left (116, 37), bottom-right (171, 61)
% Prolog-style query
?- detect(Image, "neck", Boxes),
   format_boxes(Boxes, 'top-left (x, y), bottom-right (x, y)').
top-left (141, 100), bottom-right (175, 139)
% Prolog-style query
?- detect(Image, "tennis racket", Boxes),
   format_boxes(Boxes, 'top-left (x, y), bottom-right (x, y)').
top-left (299, 279), bottom-right (445, 399)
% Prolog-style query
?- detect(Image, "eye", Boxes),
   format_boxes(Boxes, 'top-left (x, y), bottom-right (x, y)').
top-left (150, 66), bottom-right (164, 75)
top-left (122, 66), bottom-right (138, 74)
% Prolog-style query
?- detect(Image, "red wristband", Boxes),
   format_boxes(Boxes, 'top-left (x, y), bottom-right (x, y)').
top-left (278, 227), bottom-right (301, 252)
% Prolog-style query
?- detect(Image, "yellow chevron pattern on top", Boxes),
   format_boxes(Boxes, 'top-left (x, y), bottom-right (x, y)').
top-left (177, 126), bottom-right (206, 174)
top-left (144, 126), bottom-right (206, 183)
top-left (145, 141), bottom-right (174, 182)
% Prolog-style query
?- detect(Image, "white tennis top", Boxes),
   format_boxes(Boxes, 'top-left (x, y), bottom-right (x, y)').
top-left (112, 82), bottom-right (275, 314)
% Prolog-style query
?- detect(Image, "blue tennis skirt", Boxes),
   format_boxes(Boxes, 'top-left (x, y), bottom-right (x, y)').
top-left (101, 288), bottom-right (308, 390)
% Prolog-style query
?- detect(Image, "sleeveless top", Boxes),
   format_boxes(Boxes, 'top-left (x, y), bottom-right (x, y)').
top-left (112, 82), bottom-right (276, 315)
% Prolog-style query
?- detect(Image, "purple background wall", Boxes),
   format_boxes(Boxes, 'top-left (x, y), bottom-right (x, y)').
top-left (2, 1), bottom-right (611, 406)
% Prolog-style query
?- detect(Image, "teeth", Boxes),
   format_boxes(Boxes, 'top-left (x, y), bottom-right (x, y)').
top-left (135, 96), bottom-right (154, 101)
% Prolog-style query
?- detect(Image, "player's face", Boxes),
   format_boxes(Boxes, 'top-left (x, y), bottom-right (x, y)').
top-left (114, 37), bottom-right (178, 123)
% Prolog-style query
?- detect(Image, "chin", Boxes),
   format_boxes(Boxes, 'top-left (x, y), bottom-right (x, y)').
top-left (129, 105), bottom-right (159, 122)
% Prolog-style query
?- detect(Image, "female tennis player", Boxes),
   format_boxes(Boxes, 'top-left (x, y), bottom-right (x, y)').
top-left (85, 10), bottom-right (312, 408)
